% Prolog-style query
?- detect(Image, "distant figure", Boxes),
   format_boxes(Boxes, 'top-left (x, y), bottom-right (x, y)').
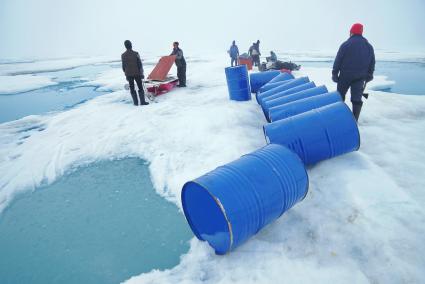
top-left (255, 40), bottom-right (261, 56)
top-left (170, 41), bottom-right (187, 87)
top-left (332, 23), bottom-right (375, 121)
top-left (269, 51), bottom-right (277, 62)
top-left (248, 42), bottom-right (260, 67)
top-left (229, 40), bottom-right (240, 67)
top-left (121, 40), bottom-right (149, 106)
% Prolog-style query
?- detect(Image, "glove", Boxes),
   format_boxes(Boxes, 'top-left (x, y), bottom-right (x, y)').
top-left (332, 75), bottom-right (339, 83)
top-left (366, 74), bottom-right (373, 82)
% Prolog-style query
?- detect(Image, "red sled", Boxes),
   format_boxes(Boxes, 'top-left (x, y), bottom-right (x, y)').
top-left (146, 77), bottom-right (179, 96)
top-left (145, 55), bottom-right (179, 96)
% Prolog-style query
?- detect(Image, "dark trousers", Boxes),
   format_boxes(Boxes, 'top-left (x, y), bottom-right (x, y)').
top-left (337, 76), bottom-right (364, 104)
top-left (231, 57), bottom-right (238, 67)
top-left (126, 75), bottom-right (144, 105)
top-left (252, 55), bottom-right (260, 67)
top-left (177, 65), bottom-right (186, 86)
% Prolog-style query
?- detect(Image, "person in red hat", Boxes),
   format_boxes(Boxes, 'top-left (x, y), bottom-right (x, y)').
top-left (332, 23), bottom-right (375, 121)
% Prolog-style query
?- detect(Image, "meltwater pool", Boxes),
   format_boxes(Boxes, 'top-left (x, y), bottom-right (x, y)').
top-left (0, 158), bottom-right (192, 284)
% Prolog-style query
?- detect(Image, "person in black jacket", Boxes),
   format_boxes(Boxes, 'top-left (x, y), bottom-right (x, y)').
top-left (170, 42), bottom-right (187, 87)
top-left (332, 23), bottom-right (375, 121)
top-left (248, 41), bottom-right (261, 67)
top-left (121, 40), bottom-right (149, 106)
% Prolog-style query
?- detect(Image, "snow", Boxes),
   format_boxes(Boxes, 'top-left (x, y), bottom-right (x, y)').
top-left (0, 74), bottom-right (58, 94)
top-left (0, 54), bottom-right (424, 283)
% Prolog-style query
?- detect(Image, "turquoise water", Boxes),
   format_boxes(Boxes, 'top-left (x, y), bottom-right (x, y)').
top-left (0, 85), bottom-right (105, 123)
top-left (0, 158), bottom-right (192, 284)
top-left (298, 60), bottom-right (425, 96)
top-left (0, 64), bottom-right (114, 124)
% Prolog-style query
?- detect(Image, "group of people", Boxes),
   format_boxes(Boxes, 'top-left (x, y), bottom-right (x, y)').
top-left (228, 40), bottom-right (277, 68)
top-left (228, 40), bottom-right (262, 67)
top-left (123, 22), bottom-right (375, 122)
top-left (121, 40), bottom-right (187, 106)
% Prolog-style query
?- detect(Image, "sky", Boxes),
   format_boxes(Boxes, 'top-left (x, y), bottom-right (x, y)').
top-left (0, 0), bottom-right (424, 59)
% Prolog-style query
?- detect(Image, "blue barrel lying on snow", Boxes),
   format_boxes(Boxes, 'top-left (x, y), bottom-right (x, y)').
top-left (262, 85), bottom-right (328, 121)
top-left (257, 80), bottom-right (293, 95)
top-left (257, 72), bottom-right (294, 93)
top-left (225, 65), bottom-right (251, 101)
top-left (263, 102), bottom-right (360, 165)
top-left (267, 72), bottom-right (295, 84)
top-left (181, 144), bottom-right (309, 255)
top-left (259, 82), bottom-right (316, 105)
top-left (249, 70), bottom-right (281, 93)
top-left (257, 77), bottom-right (311, 105)
top-left (269, 91), bottom-right (342, 122)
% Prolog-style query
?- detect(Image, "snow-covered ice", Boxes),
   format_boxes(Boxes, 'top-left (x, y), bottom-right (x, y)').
top-left (0, 74), bottom-right (58, 94)
top-left (0, 54), bottom-right (424, 283)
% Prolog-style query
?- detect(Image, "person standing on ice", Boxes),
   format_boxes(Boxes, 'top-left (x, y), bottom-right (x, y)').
top-left (229, 40), bottom-right (240, 67)
top-left (121, 40), bottom-right (149, 106)
top-left (255, 40), bottom-right (261, 56)
top-left (268, 51), bottom-right (277, 62)
top-left (249, 40), bottom-right (261, 68)
top-left (332, 23), bottom-right (375, 121)
top-left (170, 42), bottom-right (187, 87)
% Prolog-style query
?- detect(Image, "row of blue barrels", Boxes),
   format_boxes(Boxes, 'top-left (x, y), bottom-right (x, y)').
top-left (255, 72), bottom-right (360, 166)
top-left (185, 67), bottom-right (359, 255)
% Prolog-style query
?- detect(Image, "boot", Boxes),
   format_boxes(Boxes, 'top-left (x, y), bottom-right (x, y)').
top-left (138, 90), bottom-right (149, 105)
top-left (130, 90), bottom-right (138, 106)
top-left (352, 102), bottom-right (363, 122)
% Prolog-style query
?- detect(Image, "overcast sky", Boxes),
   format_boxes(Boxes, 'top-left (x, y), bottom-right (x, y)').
top-left (0, 0), bottom-right (424, 59)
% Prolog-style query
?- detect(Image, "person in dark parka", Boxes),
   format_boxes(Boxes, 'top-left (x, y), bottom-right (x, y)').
top-left (248, 42), bottom-right (260, 67)
top-left (170, 41), bottom-right (187, 87)
top-left (229, 40), bottom-right (239, 67)
top-left (332, 23), bottom-right (375, 121)
top-left (121, 40), bottom-right (149, 106)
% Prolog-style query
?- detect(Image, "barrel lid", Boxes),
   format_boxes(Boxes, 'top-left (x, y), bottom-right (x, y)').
top-left (181, 181), bottom-right (232, 255)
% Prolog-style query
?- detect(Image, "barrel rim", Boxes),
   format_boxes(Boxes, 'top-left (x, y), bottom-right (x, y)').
top-left (181, 181), bottom-right (234, 254)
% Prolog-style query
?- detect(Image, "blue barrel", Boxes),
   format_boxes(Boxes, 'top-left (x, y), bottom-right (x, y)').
top-left (181, 144), bottom-right (309, 255)
top-left (263, 102), bottom-right (360, 165)
top-left (249, 70), bottom-right (281, 93)
top-left (257, 77), bottom-right (311, 105)
top-left (225, 65), bottom-right (251, 101)
top-left (258, 72), bottom-right (294, 93)
top-left (262, 86), bottom-right (328, 121)
top-left (258, 80), bottom-right (293, 95)
top-left (269, 91), bottom-right (342, 122)
top-left (260, 82), bottom-right (316, 105)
